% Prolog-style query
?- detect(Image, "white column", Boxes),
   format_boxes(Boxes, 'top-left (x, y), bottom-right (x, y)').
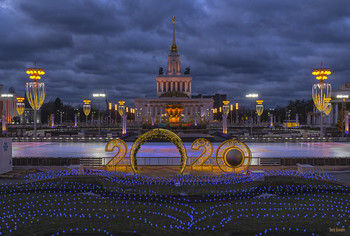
top-left (185, 82), bottom-right (188, 92)
top-left (189, 82), bottom-right (192, 93)
top-left (180, 82), bottom-right (183, 92)
top-left (166, 82), bottom-right (169, 92)
top-left (157, 82), bottom-right (159, 92)
top-left (170, 82), bottom-right (173, 92)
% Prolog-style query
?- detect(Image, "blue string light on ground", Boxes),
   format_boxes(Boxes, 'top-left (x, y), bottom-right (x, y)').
top-left (0, 170), bottom-right (348, 235)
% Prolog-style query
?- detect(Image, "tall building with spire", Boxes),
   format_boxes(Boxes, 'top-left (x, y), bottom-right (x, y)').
top-left (134, 17), bottom-right (214, 125)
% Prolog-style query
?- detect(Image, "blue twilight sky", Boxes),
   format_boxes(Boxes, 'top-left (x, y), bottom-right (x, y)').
top-left (0, 0), bottom-right (350, 108)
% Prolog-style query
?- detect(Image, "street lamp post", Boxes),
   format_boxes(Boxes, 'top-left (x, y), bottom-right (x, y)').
top-left (109, 103), bottom-right (112, 126)
top-left (230, 103), bottom-right (233, 126)
top-left (256, 100), bottom-right (264, 126)
top-left (118, 101), bottom-right (127, 136)
top-left (114, 104), bottom-right (118, 126)
top-left (235, 103), bottom-right (239, 125)
top-left (222, 101), bottom-right (230, 136)
top-left (16, 97), bottom-right (25, 124)
top-left (245, 94), bottom-right (258, 135)
top-left (26, 63), bottom-right (46, 137)
top-left (312, 64), bottom-right (331, 138)
top-left (92, 93), bottom-right (106, 136)
top-left (336, 95), bottom-right (348, 137)
top-left (83, 100), bottom-right (91, 126)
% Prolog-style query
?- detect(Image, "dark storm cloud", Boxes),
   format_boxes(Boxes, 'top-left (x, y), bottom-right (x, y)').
top-left (1, 0), bottom-right (350, 108)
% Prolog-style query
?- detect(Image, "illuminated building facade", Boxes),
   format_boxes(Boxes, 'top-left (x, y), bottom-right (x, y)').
top-left (134, 17), bottom-right (214, 124)
top-left (0, 85), bottom-right (19, 123)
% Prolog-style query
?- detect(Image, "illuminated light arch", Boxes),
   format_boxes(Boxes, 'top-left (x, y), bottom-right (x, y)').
top-left (215, 139), bottom-right (252, 173)
top-left (129, 128), bottom-right (187, 174)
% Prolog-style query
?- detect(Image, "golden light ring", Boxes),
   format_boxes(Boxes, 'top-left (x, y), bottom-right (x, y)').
top-left (215, 139), bottom-right (251, 173)
top-left (129, 128), bottom-right (187, 175)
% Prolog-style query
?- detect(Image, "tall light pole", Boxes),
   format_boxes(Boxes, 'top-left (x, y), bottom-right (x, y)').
top-left (16, 97), bottom-right (25, 124)
top-left (256, 100), bottom-right (264, 126)
top-left (83, 100), bottom-right (91, 126)
top-left (92, 93), bottom-right (106, 136)
top-left (235, 102), bottom-right (239, 125)
top-left (118, 101), bottom-right (127, 136)
top-left (26, 63), bottom-right (46, 137)
top-left (114, 104), bottom-right (118, 126)
top-left (230, 103), bottom-right (233, 126)
top-left (222, 101), bottom-right (230, 136)
top-left (336, 95), bottom-right (348, 137)
top-left (109, 102), bottom-right (112, 126)
top-left (245, 93), bottom-right (258, 135)
top-left (312, 64), bottom-right (331, 138)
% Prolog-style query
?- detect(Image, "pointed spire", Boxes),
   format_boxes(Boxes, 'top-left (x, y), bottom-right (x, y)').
top-left (170, 16), bottom-right (178, 53)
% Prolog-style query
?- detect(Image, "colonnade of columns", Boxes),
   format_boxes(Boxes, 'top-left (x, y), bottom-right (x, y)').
top-left (157, 81), bottom-right (191, 93)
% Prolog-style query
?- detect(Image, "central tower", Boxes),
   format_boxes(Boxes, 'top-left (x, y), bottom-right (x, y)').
top-left (156, 16), bottom-right (192, 98)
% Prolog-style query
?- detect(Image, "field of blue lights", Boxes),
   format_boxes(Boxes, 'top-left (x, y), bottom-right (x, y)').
top-left (0, 170), bottom-right (348, 235)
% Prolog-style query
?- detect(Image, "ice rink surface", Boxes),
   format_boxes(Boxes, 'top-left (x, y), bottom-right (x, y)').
top-left (13, 142), bottom-right (350, 158)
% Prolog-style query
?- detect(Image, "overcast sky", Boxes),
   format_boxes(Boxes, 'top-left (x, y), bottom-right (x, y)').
top-left (1, 0), bottom-right (350, 108)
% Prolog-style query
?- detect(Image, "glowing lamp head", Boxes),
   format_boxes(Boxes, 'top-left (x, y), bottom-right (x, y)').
top-left (26, 67), bottom-right (45, 82)
top-left (83, 100), bottom-right (91, 105)
top-left (236, 103), bottom-right (239, 110)
top-left (222, 101), bottom-right (230, 105)
top-left (118, 101), bottom-right (125, 106)
top-left (256, 100), bottom-right (263, 105)
top-left (16, 97), bottom-right (25, 103)
top-left (312, 64), bottom-right (331, 82)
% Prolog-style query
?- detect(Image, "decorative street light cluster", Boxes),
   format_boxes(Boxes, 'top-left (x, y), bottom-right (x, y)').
top-left (118, 101), bottom-right (127, 135)
top-left (312, 64), bottom-right (331, 137)
top-left (222, 101), bottom-right (230, 136)
top-left (256, 100), bottom-right (264, 125)
top-left (26, 63), bottom-right (46, 136)
top-left (16, 97), bottom-right (25, 123)
top-left (83, 99), bottom-right (91, 126)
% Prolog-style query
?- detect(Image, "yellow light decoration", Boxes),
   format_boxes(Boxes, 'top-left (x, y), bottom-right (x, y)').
top-left (323, 98), bottom-right (331, 116)
top-left (115, 104), bottom-right (117, 110)
top-left (109, 103), bottom-right (112, 110)
top-left (312, 64), bottom-right (331, 82)
top-left (312, 64), bottom-right (332, 137)
top-left (129, 128), bottom-right (187, 174)
top-left (256, 100), bottom-right (264, 116)
top-left (236, 103), bottom-right (239, 110)
top-left (222, 101), bottom-right (230, 115)
top-left (26, 67), bottom-right (45, 82)
top-left (118, 101), bottom-right (127, 135)
top-left (222, 101), bottom-right (230, 135)
top-left (230, 104), bottom-right (233, 111)
top-left (26, 63), bottom-right (46, 136)
top-left (219, 107), bottom-right (222, 113)
top-left (83, 100), bottom-right (91, 117)
top-left (312, 83), bottom-right (331, 112)
top-left (164, 104), bottom-right (184, 123)
top-left (26, 82), bottom-right (45, 110)
top-left (16, 97), bottom-right (25, 116)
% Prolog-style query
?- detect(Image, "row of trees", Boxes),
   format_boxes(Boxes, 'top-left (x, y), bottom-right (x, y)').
top-left (36, 98), bottom-right (339, 126)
